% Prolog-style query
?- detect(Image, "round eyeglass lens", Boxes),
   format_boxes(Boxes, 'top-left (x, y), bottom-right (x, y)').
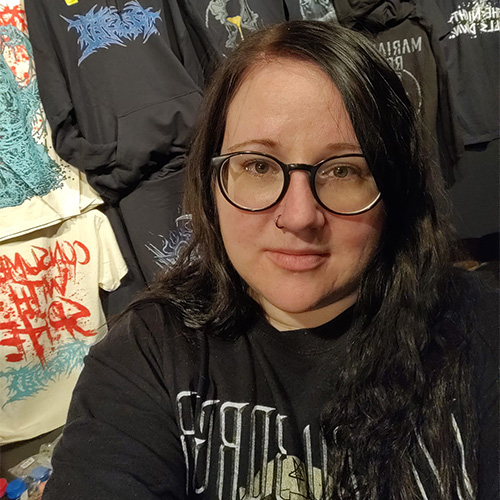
top-left (219, 153), bottom-right (284, 210)
top-left (314, 156), bottom-right (379, 214)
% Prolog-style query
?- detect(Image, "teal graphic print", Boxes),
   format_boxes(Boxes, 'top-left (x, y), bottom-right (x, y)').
top-left (0, 16), bottom-right (64, 209)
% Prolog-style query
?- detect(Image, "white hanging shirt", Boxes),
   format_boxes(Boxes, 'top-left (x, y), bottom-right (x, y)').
top-left (0, 0), bottom-right (102, 243)
top-left (0, 209), bottom-right (128, 443)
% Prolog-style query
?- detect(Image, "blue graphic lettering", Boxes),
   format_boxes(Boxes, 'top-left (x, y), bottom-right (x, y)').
top-left (0, 24), bottom-right (64, 209)
top-left (145, 213), bottom-right (193, 269)
top-left (62, 1), bottom-right (162, 65)
top-left (0, 340), bottom-right (89, 405)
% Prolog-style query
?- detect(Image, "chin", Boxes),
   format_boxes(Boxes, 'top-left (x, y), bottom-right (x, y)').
top-left (273, 300), bottom-right (320, 315)
top-left (251, 279), bottom-right (360, 317)
top-left (265, 290), bottom-right (352, 312)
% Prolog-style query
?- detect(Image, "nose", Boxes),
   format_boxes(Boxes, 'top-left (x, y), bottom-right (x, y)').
top-left (278, 171), bottom-right (326, 231)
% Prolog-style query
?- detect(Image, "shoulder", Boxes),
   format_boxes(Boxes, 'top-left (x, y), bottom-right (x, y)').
top-left (430, 268), bottom-right (498, 370)
top-left (439, 267), bottom-right (499, 404)
top-left (468, 270), bottom-right (499, 386)
top-left (471, 268), bottom-right (499, 339)
top-left (91, 301), bottom-right (201, 368)
top-left (437, 267), bottom-right (497, 325)
top-left (447, 267), bottom-right (500, 359)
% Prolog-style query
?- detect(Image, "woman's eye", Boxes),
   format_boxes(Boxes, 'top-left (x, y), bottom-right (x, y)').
top-left (332, 166), bottom-right (352, 178)
top-left (244, 160), bottom-right (274, 175)
top-left (255, 161), bottom-right (270, 173)
top-left (321, 165), bottom-right (358, 180)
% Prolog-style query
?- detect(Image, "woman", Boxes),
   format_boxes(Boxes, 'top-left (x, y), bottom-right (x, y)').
top-left (43, 21), bottom-right (498, 499)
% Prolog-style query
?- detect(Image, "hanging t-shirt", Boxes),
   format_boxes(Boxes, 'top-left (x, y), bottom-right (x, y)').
top-left (0, 209), bottom-right (128, 443)
top-left (432, 0), bottom-right (499, 145)
top-left (333, 0), bottom-right (463, 185)
top-left (186, 0), bottom-right (285, 55)
top-left (24, 0), bottom-right (205, 204)
top-left (285, 0), bottom-right (338, 21)
top-left (23, 0), bottom-right (207, 286)
top-left (375, 18), bottom-right (439, 154)
top-left (0, 0), bottom-right (102, 242)
top-left (183, 0), bottom-right (338, 59)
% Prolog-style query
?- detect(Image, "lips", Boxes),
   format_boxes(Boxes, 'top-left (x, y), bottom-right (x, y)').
top-left (265, 249), bottom-right (328, 272)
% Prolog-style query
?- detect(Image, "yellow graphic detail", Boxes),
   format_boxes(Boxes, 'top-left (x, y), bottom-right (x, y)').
top-left (227, 15), bottom-right (244, 40)
top-left (239, 455), bottom-right (331, 499)
top-left (65, 0), bottom-right (79, 5)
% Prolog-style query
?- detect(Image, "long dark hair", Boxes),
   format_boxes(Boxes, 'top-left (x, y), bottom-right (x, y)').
top-left (133, 21), bottom-right (478, 499)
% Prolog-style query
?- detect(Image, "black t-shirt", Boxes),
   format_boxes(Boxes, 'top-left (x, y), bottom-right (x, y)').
top-left (420, 0), bottom-right (500, 145)
top-left (43, 289), bottom-right (498, 499)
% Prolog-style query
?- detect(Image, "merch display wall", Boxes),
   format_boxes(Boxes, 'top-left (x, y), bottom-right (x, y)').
top-left (0, 0), bottom-right (128, 448)
top-left (0, 0), bottom-right (498, 457)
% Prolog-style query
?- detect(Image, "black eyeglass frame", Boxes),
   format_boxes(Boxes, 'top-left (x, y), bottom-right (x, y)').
top-left (212, 151), bottom-right (382, 216)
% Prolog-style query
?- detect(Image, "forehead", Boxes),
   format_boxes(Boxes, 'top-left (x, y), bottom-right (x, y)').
top-left (230, 57), bottom-right (346, 112)
top-left (222, 57), bottom-right (358, 153)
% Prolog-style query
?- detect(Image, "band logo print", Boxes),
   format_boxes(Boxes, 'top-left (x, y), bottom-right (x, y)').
top-left (176, 391), bottom-right (331, 499)
top-left (0, 240), bottom-right (98, 405)
top-left (61, 0), bottom-right (162, 65)
top-left (448, 0), bottom-right (500, 39)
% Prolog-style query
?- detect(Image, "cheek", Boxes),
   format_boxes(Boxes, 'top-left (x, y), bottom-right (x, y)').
top-left (333, 208), bottom-right (384, 256)
top-left (217, 191), bottom-right (258, 253)
top-left (220, 215), bottom-right (264, 254)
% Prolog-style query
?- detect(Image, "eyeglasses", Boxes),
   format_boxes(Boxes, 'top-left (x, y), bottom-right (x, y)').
top-left (213, 151), bottom-right (381, 215)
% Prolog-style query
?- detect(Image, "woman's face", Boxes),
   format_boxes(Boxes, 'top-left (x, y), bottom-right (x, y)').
top-left (216, 58), bottom-right (385, 330)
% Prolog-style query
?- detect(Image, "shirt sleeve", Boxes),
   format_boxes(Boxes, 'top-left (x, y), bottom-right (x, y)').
top-left (95, 211), bottom-right (128, 292)
top-left (42, 304), bottom-right (187, 500)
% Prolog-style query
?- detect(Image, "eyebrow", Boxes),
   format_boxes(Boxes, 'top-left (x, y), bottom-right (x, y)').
top-left (324, 142), bottom-right (362, 154)
top-left (226, 138), bottom-right (281, 151)
top-left (226, 139), bottom-right (362, 154)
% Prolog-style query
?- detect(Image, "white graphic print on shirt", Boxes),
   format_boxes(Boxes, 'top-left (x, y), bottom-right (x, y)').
top-left (176, 391), bottom-right (476, 499)
top-left (205, 0), bottom-right (260, 49)
top-left (448, 0), bottom-right (500, 38)
top-left (176, 391), bottom-right (330, 499)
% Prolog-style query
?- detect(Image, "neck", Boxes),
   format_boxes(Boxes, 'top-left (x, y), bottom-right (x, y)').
top-left (257, 293), bottom-right (357, 331)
